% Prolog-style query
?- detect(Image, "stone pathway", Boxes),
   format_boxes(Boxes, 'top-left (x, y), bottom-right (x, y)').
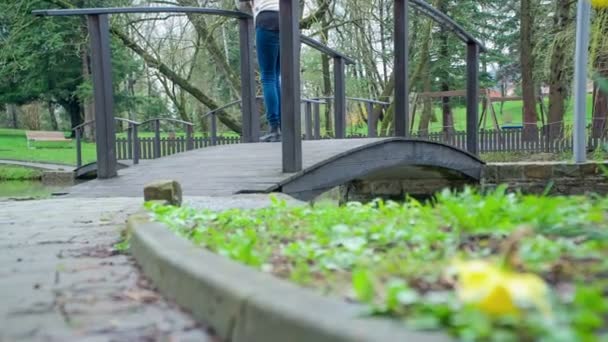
top-left (0, 198), bottom-right (216, 341)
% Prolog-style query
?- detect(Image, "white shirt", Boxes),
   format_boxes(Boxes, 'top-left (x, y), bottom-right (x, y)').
top-left (239, 0), bottom-right (279, 19)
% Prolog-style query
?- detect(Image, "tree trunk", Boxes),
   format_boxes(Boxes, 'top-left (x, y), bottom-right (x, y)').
top-left (547, 0), bottom-right (571, 140)
top-left (48, 101), bottom-right (59, 131)
top-left (110, 28), bottom-right (242, 133)
top-left (81, 31), bottom-right (95, 141)
top-left (418, 77), bottom-right (432, 136)
top-left (7, 104), bottom-right (18, 129)
top-left (178, 0), bottom-right (240, 95)
top-left (417, 25), bottom-right (433, 136)
top-left (521, 0), bottom-right (539, 141)
top-left (379, 0), bottom-right (388, 84)
top-left (591, 9), bottom-right (608, 138)
top-left (593, 84), bottom-right (608, 138)
top-left (59, 98), bottom-right (82, 137)
top-left (438, 0), bottom-right (454, 135)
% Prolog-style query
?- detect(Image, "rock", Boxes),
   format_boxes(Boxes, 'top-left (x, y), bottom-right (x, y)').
top-left (523, 164), bottom-right (552, 179)
top-left (144, 180), bottom-right (182, 206)
top-left (42, 171), bottom-right (75, 186)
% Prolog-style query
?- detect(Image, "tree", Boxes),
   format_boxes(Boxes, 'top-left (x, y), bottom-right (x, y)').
top-left (546, 0), bottom-right (573, 141)
top-left (591, 8), bottom-right (608, 139)
top-left (520, 0), bottom-right (539, 141)
top-left (0, 0), bottom-right (143, 135)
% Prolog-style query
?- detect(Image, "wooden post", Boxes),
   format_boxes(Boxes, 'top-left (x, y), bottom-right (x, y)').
top-left (126, 124), bottom-right (133, 160)
top-left (87, 14), bottom-right (117, 178)
top-left (154, 119), bottom-right (161, 158)
top-left (367, 102), bottom-right (377, 137)
top-left (211, 114), bottom-right (218, 146)
top-left (334, 57), bottom-right (346, 139)
top-left (314, 102), bottom-right (321, 140)
top-left (280, 0), bottom-right (302, 172)
top-left (239, 5), bottom-right (258, 143)
top-left (394, 0), bottom-right (409, 137)
top-left (305, 101), bottom-right (313, 140)
top-left (186, 124), bottom-right (193, 150)
top-left (466, 42), bottom-right (480, 155)
top-left (75, 127), bottom-right (82, 168)
top-left (132, 124), bottom-right (139, 165)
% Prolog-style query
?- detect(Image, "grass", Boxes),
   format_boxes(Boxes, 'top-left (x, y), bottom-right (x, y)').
top-left (344, 94), bottom-right (595, 135)
top-left (0, 128), bottom-right (240, 166)
top-left (0, 165), bottom-right (42, 181)
top-left (0, 128), bottom-right (96, 166)
top-left (0, 180), bottom-right (61, 199)
top-left (148, 189), bottom-right (608, 341)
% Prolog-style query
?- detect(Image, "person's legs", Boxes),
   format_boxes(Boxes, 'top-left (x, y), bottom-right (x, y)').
top-left (256, 27), bottom-right (281, 141)
top-left (275, 51), bottom-right (281, 129)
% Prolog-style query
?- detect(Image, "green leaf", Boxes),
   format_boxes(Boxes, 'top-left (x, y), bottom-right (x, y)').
top-left (352, 269), bottom-right (375, 303)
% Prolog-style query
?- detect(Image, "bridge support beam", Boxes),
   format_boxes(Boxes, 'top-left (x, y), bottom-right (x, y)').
top-left (87, 14), bottom-right (117, 179)
top-left (280, 0), bottom-right (302, 172)
top-left (466, 42), bottom-right (479, 155)
top-left (238, 5), bottom-right (258, 143)
top-left (314, 102), bottom-right (321, 140)
top-left (334, 57), bottom-right (346, 139)
top-left (394, 0), bottom-right (410, 137)
top-left (305, 102), bottom-right (313, 140)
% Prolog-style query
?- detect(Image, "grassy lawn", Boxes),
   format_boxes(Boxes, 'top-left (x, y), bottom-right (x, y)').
top-left (0, 128), bottom-right (96, 166)
top-left (344, 94), bottom-right (595, 135)
top-left (0, 128), bottom-right (239, 165)
top-left (148, 189), bottom-right (608, 341)
top-left (0, 165), bottom-right (42, 181)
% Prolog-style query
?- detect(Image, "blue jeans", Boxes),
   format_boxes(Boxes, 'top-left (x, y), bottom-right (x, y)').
top-left (256, 27), bottom-right (281, 129)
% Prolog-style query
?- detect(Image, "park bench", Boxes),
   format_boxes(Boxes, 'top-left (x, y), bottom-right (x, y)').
top-left (26, 130), bottom-right (72, 149)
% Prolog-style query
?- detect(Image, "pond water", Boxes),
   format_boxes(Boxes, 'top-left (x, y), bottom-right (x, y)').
top-left (0, 181), bottom-right (63, 199)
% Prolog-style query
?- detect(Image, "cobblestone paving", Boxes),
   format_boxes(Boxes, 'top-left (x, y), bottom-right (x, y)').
top-left (0, 198), bottom-right (217, 342)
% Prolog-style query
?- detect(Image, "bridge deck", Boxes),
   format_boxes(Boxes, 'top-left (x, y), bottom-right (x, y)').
top-left (65, 138), bottom-right (483, 199)
top-left (66, 139), bottom-right (382, 197)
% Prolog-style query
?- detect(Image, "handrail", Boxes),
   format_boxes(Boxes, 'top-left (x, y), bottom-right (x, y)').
top-left (203, 97), bottom-right (328, 118)
top-left (201, 97), bottom-right (262, 119)
top-left (300, 35), bottom-right (356, 65)
top-left (410, 0), bottom-right (486, 52)
top-left (33, 7), bottom-right (356, 63)
top-left (33, 7), bottom-right (249, 19)
top-left (301, 98), bottom-right (326, 104)
top-left (72, 117), bottom-right (140, 131)
top-left (139, 118), bottom-right (193, 127)
top-left (72, 120), bottom-right (95, 131)
top-left (115, 118), bottom-right (140, 125)
top-left (312, 96), bottom-right (390, 106)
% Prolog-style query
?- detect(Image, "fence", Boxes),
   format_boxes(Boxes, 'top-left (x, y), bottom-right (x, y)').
top-left (115, 135), bottom-right (240, 161)
top-left (77, 117), bottom-right (608, 170)
top-left (414, 128), bottom-right (607, 154)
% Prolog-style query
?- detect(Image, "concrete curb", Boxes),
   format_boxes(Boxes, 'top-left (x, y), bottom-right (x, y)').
top-left (128, 214), bottom-right (450, 342)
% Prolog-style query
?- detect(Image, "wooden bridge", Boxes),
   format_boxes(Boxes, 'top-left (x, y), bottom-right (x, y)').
top-left (35, 1), bottom-right (488, 199)
top-left (66, 138), bottom-right (483, 200)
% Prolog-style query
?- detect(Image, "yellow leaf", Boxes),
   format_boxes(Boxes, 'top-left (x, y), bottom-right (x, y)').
top-left (452, 260), bottom-right (551, 318)
top-left (590, 0), bottom-right (608, 8)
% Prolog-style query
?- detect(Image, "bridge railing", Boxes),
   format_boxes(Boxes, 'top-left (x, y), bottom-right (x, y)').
top-left (34, 6), bottom-right (257, 179)
top-left (37, 2), bottom-right (486, 177)
top-left (73, 118), bottom-right (140, 168)
top-left (309, 97), bottom-right (391, 138)
top-left (74, 117), bottom-right (201, 168)
top-left (138, 118), bottom-right (194, 159)
top-left (203, 96), bottom-right (388, 141)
